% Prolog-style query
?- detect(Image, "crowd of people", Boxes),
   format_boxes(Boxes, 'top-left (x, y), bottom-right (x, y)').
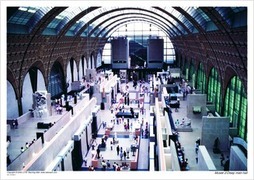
top-left (83, 79), bottom-right (150, 171)
top-left (175, 140), bottom-right (189, 171)
top-left (17, 138), bottom-right (37, 162)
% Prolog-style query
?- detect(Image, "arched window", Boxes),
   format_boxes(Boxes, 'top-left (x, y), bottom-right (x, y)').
top-left (48, 61), bottom-right (65, 98)
top-left (207, 67), bottom-right (222, 114)
top-left (196, 63), bottom-right (206, 94)
top-left (187, 61), bottom-right (195, 87)
top-left (181, 57), bottom-right (187, 76)
top-left (7, 81), bottom-right (19, 118)
top-left (102, 22), bottom-right (175, 65)
top-left (96, 51), bottom-right (102, 68)
top-left (224, 76), bottom-right (247, 141)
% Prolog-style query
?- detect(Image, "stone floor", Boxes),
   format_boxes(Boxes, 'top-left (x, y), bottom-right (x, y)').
top-left (6, 80), bottom-right (230, 172)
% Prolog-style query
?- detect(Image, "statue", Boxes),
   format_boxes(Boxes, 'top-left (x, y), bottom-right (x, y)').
top-left (213, 137), bottom-right (221, 154)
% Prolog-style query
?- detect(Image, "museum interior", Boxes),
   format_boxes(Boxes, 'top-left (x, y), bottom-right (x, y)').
top-left (3, 4), bottom-right (251, 178)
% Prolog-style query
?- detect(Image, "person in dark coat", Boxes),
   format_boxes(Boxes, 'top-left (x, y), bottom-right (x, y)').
top-left (123, 151), bottom-right (127, 160)
top-left (220, 153), bottom-right (225, 166)
top-left (116, 145), bottom-right (120, 155)
top-left (224, 156), bottom-right (230, 171)
top-left (96, 148), bottom-right (100, 158)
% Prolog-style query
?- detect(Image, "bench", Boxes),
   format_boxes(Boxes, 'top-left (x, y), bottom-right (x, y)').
top-left (169, 102), bottom-right (180, 108)
top-left (115, 112), bottom-right (139, 118)
top-left (37, 122), bottom-right (52, 129)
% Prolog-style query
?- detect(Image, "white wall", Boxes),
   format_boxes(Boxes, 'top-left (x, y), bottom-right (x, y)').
top-left (66, 59), bottom-right (79, 90)
top-left (198, 145), bottom-right (216, 171)
top-left (21, 73), bottom-right (33, 114)
top-left (79, 57), bottom-right (88, 80)
top-left (79, 59), bottom-right (82, 81)
top-left (24, 98), bottom-right (97, 171)
top-left (96, 52), bottom-right (102, 68)
top-left (84, 57), bottom-right (87, 75)
top-left (201, 116), bottom-right (230, 151)
top-left (73, 60), bottom-right (78, 82)
top-left (7, 81), bottom-right (19, 119)
top-left (230, 146), bottom-right (247, 171)
top-left (91, 55), bottom-right (94, 69)
top-left (66, 61), bottom-right (72, 92)
top-left (187, 94), bottom-right (207, 119)
top-left (87, 57), bottom-right (91, 69)
top-left (37, 69), bottom-right (46, 91)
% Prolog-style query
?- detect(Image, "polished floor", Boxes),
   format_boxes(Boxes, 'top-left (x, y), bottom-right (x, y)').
top-left (7, 79), bottom-right (229, 171)
top-left (81, 80), bottom-right (230, 171)
top-left (81, 81), bottom-right (151, 171)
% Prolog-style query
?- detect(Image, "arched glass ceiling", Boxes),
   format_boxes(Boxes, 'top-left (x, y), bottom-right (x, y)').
top-left (42, 7), bottom-right (89, 35)
top-left (99, 17), bottom-right (172, 38)
top-left (107, 20), bottom-right (170, 38)
top-left (215, 7), bottom-right (247, 27)
top-left (7, 6), bottom-right (52, 34)
top-left (90, 15), bottom-right (163, 37)
top-left (74, 7), bottom-right (187, 37)
top-left (85, 12), bottom-right (178, 38)
top-left (155, 7), bottom-right (195, 34)
top-left (7, 6), bottom-right (247, 36)
top-left (181, 7), bottom-right (218, 31)
top-left (102, 21), bottom-right (176, 64)
top-left (41, 7), bottom-right (193, 37)
top-left (91, 7), bottom-right (192, 37)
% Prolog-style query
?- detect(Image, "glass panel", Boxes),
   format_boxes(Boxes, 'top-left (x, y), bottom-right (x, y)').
top-left (207, 68), bottom-right (221, 114)
top-left (43, 7), bottom-right (89, 35)
top-left (215, 7), bottom-right (247, 28)
top-left (224, 89), bottom-right (229, 117)
top-left (8, 6), bottom-right (52, 33)
top-left (224, 76), bottom-right (247, 141)
top-left (102, 21), bottom-right (175, 64)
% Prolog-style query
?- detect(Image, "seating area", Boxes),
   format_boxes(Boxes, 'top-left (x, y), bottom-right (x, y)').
top-left (164, 96), bottom-right (180, 109)
top-left (115, 111), bottom-right (139, 118)
top-left (6, 78), bottom-right (234, 173)
top-left (37, 122), bottom-right (54, 129)
top-left (169, 101), bottom-right (180, 109)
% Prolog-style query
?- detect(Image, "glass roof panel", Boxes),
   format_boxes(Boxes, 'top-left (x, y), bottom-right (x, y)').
top-left (9, 6), bottom-right (241, 36)
top-left (7, 6), bottom-right (194, 36)
top-left (44, 7), bottom-right (88, 35)
top-left (215, 7), bottom-right (233, 26)
top-left (86, 8), bottom-right (184, 35)
top-left (7, 6), bottom-right (53, 34)
top-left (172, 7), bottom-right (196, 33)
top-left (9, 7), bottom-right (41, 25)
top-left (75, 9), bottom-right (124, 36)
top-left (231, 7), bottom-right (246, 13)
top-left (8, 6), bottom-right (52, 33)
top-left (108, 20), bottom-right (172, 38)
top-left (216, 7), bottom-right (247, 28)
top-left (93, 14), bottom-right (171, 37)
top-left (160, 7), bottom-right (190, 34)
top-left (182, 7), bottom-right (211, 30)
